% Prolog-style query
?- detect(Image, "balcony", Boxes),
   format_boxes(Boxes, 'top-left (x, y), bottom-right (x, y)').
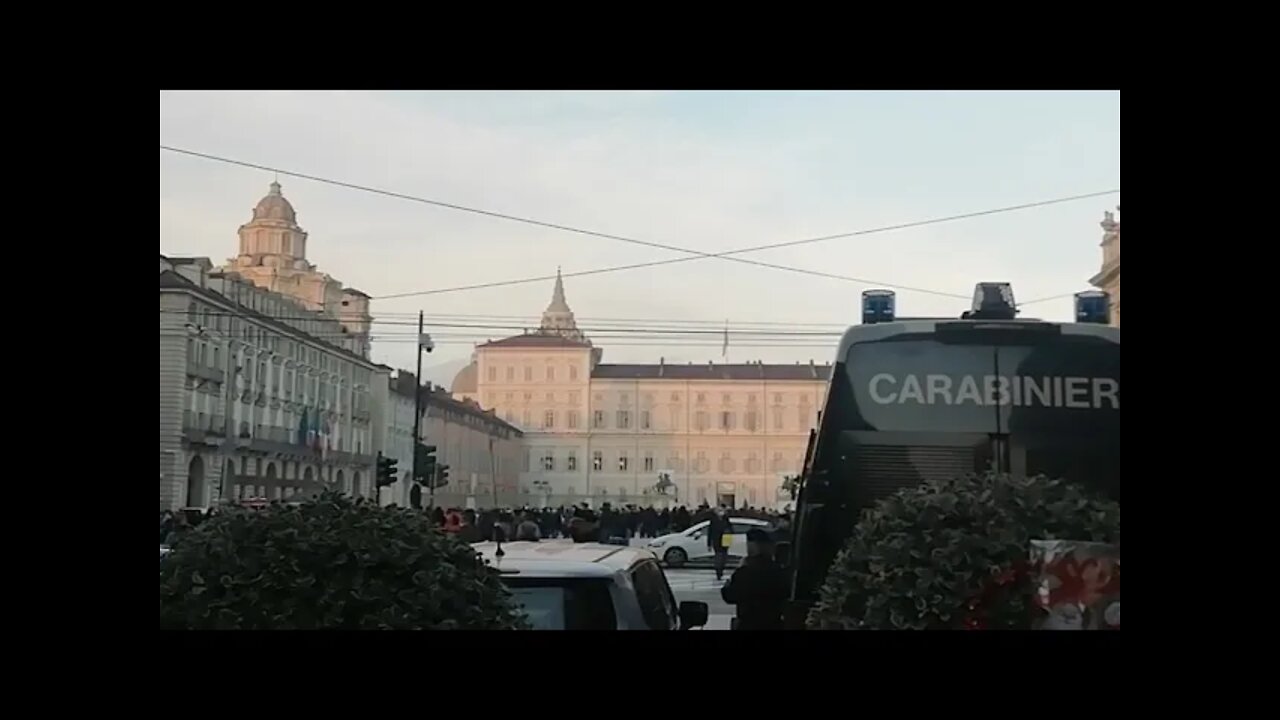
top-left (182, 411), bottom-right (220, 445)
top-left (186, 361), bottom-right (225, 385)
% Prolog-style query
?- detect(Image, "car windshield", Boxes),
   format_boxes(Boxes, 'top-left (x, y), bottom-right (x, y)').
top-left (504, 578), bottom-right (617, 630)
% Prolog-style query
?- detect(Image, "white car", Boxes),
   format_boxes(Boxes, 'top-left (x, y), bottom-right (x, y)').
top-left (472, 540), bottom-right (709, 630)
top-left (646, 517), bottom-right (772, 568)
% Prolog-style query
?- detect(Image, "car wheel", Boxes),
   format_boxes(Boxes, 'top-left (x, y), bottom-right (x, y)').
top-left (664, 547), bottom-right (688, 568)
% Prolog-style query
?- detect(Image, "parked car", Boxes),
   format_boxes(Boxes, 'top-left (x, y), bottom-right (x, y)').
top-left (472, 540), bottom-right (708, 630)
top-left (645, 517), bottom-right (773, 568)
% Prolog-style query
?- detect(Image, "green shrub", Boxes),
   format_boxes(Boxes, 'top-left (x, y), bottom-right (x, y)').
top-left (806, 473), bottom-right (1120, 630)
top-left (160, 493), bottom-right (529, 630)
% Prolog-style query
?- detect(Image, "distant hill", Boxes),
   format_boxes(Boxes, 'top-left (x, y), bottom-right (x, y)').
top-left (420, 357), bottom-right (471, 392)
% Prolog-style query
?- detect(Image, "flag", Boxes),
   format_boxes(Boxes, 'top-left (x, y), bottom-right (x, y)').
top-left (722, 319), bottom-right (729, 359)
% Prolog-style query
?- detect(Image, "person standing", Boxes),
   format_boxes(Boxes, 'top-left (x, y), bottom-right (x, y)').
top-left (707, 506), bottom-right (732, 581)
top-left (720, 529), bottom-right (788, 630)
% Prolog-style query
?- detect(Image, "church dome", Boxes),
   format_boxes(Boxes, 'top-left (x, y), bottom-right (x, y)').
top-left (252, 181), bottom-right (297, 223)
top-left (451, 362), bottom-right (478, 394)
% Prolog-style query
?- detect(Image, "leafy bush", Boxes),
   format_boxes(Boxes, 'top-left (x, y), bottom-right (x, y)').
top-left (159, 493), bottom-right (529, 630)
top-left (806, 473), bottom-right (1120, 630)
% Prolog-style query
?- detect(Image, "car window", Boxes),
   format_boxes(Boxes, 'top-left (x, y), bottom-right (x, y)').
top-left (630, 560), bottom-right (678, 630)
top-left (504, 578), bottom-right (617, 630)
top-left (730, 522), bottom-right (759, 535)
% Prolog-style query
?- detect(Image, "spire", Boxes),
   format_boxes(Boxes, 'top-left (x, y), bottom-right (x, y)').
top-left (546, 266), bottom-right (571, 313)
top-left (268, 180), bottom-right (282, 196)
top-left (539, 266), bottom-right (585, 342)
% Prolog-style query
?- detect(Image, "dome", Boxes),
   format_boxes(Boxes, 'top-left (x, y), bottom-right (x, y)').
top-left (450, 362), bottom-right (478, 394)
top-left (252, 181), bottom-right (297, 223)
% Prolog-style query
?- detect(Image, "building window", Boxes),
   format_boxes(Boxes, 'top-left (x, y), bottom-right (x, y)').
top-left (773, 408), bottom-right (784, 430)
top-left (720, 411), bottom-right (734, 431)
top-left (772, 452), bottom-right (784, 472)
top-left (694, 411), bottom-right (709, 432)
top-left (522, 410), bottom-right (531, 427)
top-left (506, 366), bottom-right (514, 381)
top-left (592, 451), bottom-right (603, 471)
top-left (746, 453), bottom-right (760, 473)
top-left (695, 452), bottom-right (709, 474)
top-left (544, 410), bottom-right (555, 429)
top-left (671, 392), bottom-right (681, 402)
top-left (542, 453), bottom-right (555, 472)
top-left (486, 392), bottom-right (496, 406)
top-left (569, 391), bottom-right (580, 404)
top-left (745, 411), bottom-right (758, 432)
top-left (569, 365), bottom-right (578, 381)
top-left (775, 393), bottom-right (783, 405)
top-left (798, 407), bottom-right (810, 427)
top-left (523, 449), bottom-right (531, 473)
top-left (617, 410), bottom-right (631, 429)
top-left (523, 392), bottom-right (533, 403)
top-left (640, 410), bottom-right (651, 430)
top-left (618, 454), bottom-right (629, 471)
top-left (620, 393), bottom-right (630, 404)
top-left (487, 367), bottom-right (496, 382)
top-left (670, 454), bottom-right (685, 472)
top-left (567, 410), bottom-right (579, 429)
top-left (593, 410), bottom-right (606, 429)
top-left (696, 393), bottom-right (706, 404)
top-left (524, 366), bottom-right (533, 382)
top-left (547, 366), bottom-right (555, 381)
top-left (505, 392), bottom-right (514, 402)
top-left (748, 394), bottom-right (757, 405)
top-left (546, 392), bottom-right (555, 403)
top-left (567, 452), bottom-right (578, 471)
top-left (670, 409), bottom-right (682, 431)
top-left (643, 453), bottom-right (655, 472)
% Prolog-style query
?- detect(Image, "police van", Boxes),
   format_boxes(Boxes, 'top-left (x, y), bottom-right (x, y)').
top-left (787, 284), bottom-right (1119, 619)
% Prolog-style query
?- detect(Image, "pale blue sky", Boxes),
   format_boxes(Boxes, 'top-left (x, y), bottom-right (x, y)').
top-left (159, 90), bottom-right (1119, 383)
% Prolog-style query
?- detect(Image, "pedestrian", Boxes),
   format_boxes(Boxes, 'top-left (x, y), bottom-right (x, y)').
top-left (707, 506), bottom-right (733, 581)
top-left (720, 528), bottom-right (788, 630)
top-left (516, 514), bottom-right (541, 541)
top-left (457, 509), bottom-right (483, 544)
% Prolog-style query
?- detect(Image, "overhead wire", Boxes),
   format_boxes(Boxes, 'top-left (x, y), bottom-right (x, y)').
top-left (160, 144), bottom-right (1115, 305)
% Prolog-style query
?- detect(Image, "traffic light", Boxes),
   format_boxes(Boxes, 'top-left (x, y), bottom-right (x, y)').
top-left (415, 444), bottom-right (437, 483)
top-left (433, 464), bottom-right (450, 489)
top-left (376, 452), bottom-right (398, 489)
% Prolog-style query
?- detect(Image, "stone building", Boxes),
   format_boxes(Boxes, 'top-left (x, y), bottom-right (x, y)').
top-left (1089, 205), bottom-right (1120, 326)
top-left (384, 372), bottom-right (523, 509)
top-left (451, 270), bottom-right (830, 508)
top-left (223, 182), bottom-right (374, 358)
top-left (160, 256), bottom-right (390, 511)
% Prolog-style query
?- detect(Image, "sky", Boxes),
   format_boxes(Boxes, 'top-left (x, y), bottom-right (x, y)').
top-left (159, 90), bottom-right (1120, 386)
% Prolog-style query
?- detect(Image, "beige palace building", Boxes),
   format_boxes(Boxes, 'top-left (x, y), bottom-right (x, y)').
top-left (1089, 205), bottom-right (1120, 326)
top-left (451, 271), bottom-right (831, 508)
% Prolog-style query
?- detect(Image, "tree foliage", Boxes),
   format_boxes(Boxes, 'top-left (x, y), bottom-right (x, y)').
top-left (806, 473), bottom-right (1120, 630)
top-left (159, 493), bottom-right (529, 630)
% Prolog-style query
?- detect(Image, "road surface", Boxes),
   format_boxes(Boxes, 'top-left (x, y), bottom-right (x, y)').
top-left (664, 568), bottom-right (734, 630)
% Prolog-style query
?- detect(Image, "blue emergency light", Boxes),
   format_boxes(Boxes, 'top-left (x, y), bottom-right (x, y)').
top-left (1074, 290), bottom-right (1110, 324)
top-left (862, 289), bottom-right (896, 325)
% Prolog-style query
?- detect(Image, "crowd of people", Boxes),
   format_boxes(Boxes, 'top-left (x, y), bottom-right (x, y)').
top-left (160, 500), bottom-right (794, 550)
top-left (427, 502), bottom-right (793, 546)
